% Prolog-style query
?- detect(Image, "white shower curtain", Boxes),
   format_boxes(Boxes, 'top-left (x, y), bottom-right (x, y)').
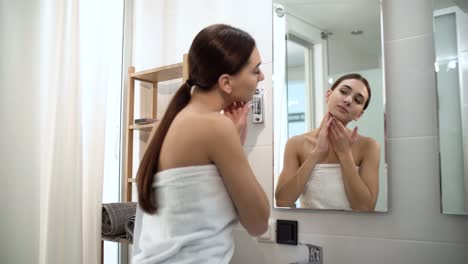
top-left (39, 0), bottom-right (122, 263)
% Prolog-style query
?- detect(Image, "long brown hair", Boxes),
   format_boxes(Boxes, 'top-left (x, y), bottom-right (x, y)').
top-left (330, 73), bottom-right (371, 110)
top-left (137, 24), bottom-right (256, 213)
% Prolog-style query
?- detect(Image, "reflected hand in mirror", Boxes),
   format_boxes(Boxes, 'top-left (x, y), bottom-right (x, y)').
top-left (275, 74), bottom-right (381, 211)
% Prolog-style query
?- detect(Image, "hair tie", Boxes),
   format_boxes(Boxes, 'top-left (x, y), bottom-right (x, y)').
top-left (186, 79), bottom-right (194, 86)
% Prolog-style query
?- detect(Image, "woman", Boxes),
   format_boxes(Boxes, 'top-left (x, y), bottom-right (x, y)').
top-left (275, 73), bottom-right (380, 211)
top-left (133, 24), bottom-right (270, 263)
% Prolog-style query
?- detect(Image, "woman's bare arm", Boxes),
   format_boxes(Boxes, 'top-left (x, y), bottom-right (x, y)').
top-left (275, 137), bottom-right (321, 207)
top-left (330, 120), bottom-right (380, 210)
top-left (337, 139), bottom-right (380, 210)
top-left (208, 116), bottom-right (270, 236)
top-left (275, 114), bottom-right (333, 206)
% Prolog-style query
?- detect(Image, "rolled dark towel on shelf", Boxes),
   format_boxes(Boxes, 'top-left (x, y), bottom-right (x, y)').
top-left (125, 215), bottom-right (136, 242)
top-left (102, 202), bottom-right (137, 238)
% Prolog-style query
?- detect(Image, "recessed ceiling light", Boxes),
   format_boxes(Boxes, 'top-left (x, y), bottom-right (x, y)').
top-left (351, 29), bottom-right (363, 35)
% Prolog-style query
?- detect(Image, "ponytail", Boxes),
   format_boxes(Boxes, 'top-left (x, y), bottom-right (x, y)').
top-left (137, 81), bottom-right (192, 213)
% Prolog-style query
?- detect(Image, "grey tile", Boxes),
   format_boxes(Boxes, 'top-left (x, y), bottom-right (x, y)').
top-left (383, 0), bottom-right (433, 41)
top-left (245, 146), bottom-right (274, 203)
top-left (245, 62), bottom-right (273, 148)
top-left (232, 230), bottom-right (468, 264)
top-left (384, 36), bottom-right (439, 138)
top-left (462, 52), bottom-right (468, 105)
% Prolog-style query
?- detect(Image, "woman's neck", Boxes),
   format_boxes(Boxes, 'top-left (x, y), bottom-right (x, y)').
top-left (188, 86), bottom-right (230, 112)
top-left (312, 116), bottom-right (351, 136)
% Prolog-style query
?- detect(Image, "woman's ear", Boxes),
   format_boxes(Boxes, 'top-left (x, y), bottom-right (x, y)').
top-left (325, 89), bottom-right (332, 102)
top-left (218, 74), bottom-right (232, 94)
top-left (354, 110), bottom-right (364, 121)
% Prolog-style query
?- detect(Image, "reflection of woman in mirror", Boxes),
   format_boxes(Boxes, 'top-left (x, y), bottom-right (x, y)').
top-left (275, 73), bottom-right (380, 211)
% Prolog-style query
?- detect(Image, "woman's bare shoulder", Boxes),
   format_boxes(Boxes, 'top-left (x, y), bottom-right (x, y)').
top-left (177, 111), bottom-right (231, 127)
top-left (285, 133), bottom-right (305, 149)
top-left (171, 111), bottom-right (233, 139)
top-left (286, 131), bottom-right (317, 156)
top-left (357, 134), bottom-right (380, 152)
top-left (185, 112), bottom-right (237, 140)
top-left (289, 130), bottom-right (319, 145)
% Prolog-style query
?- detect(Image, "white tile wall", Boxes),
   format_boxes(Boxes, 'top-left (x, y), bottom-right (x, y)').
top-left (131, 0), bottom-right (468, 263)
top-left (233, 231), bottom-right (468, 264)
top-left (462, 52), bottom-right (468, 105)
top-left (1, 2), bottom-right (41, 264)
top-left (132, 0), bottom-right (165, 70)
top-left (244, 62), bottom-right (273, 148)
top-left (385, 68), bottom-right (438, 138)
top-left (160, 0), bottom-right (273, 66)
top-left (384, 34), bottom-right (435, 73)
top-left (459, 11), bottom-right (468, 52)
top-left (232, 234), bottom-right (468, 264)
top-left (384, 34), bottom-right (438, 138)
top-left (382, 0), bottom-right (433, 41)
top-left (245, 145), bottom-right (274, 202)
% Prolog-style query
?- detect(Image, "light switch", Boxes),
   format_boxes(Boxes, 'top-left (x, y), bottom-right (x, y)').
top-left (257, 219), bottom-right (276, 243)
top-left (252, 88), bottom-right (264, 123)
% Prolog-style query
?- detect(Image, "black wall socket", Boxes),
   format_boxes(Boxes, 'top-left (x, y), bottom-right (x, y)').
top-left (276, 219), bottom-right (298, 245)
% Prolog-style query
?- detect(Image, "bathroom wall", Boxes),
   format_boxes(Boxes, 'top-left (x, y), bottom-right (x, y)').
top-left (0, 1), bottom-right (40, 263)
top-left (132, 0), bottom-right (468, 263)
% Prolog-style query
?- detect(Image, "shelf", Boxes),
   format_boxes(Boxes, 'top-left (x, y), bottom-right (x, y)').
top-left (101, 237), bottom-right (132, 244)
top-left (128, 178), bottom-right (137, 183)
top-left (131, 63), bottom-right (183, 83)
top-left (129, 123), bottom-right (157, 130)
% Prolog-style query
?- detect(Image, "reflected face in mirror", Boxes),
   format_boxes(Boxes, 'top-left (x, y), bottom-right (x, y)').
top-left (272, 0), bottom-right (387, 212)
top-left (325, 78), bottom-right (370, 124)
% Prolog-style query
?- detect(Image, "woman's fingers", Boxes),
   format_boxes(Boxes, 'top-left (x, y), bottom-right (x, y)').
top-left (223, 101), bottom-right (252, 126)
top-left (334, 119), bottom-right (348, 134)
top-left (351, 126), bottom-right (358, 144)
top-left (329, 120), bottom-right (340, 139)
top-left (320, 112), bottom-right (331, 127)
top-left (318, 117), bottom-right (332, 139)
top-left (242, 102), bottom-right (251, 116)
top-left (324, 116), bottom-right (333, 134)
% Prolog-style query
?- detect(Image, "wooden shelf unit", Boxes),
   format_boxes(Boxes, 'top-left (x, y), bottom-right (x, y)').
top-left (129, 123), bottom-right (157, 130)
top-left (124, 56), bottom-right (188, 202)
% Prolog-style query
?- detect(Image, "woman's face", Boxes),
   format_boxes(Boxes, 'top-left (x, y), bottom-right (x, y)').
top-left (230, 47), bottom-right (264, 102)
top-left (326, 78), bottom-right (369, 123)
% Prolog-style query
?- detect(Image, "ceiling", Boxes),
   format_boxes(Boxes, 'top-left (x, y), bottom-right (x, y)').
top-left (433, 0), bottom-right (467, 12)
top-left (276, 0), bottom-right (466, 70)
top-left (276, 0), bottom-right (382, 68)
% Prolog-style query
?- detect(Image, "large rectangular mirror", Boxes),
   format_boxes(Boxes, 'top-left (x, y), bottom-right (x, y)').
top-left (432, 0), bottom-right (468, 215)
top-left (273, 0), bottom-right (387, 212)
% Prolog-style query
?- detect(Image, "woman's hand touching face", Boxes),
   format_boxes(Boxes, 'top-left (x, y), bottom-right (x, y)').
top-left (223, 101), bottom-right (251, 145)
top-left (307, 112), bottom-right (333, 162)
top-left (328, 117), bottom-right (358, 155)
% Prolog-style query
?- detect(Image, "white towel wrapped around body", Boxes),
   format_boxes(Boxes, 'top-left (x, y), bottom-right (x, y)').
top-left (300, 164), bottom-right (358, 210)
top-left (132, 164), bottom-right (238, 264)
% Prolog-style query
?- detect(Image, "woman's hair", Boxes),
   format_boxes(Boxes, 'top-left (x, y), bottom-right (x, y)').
top-left (137, 24), bottom-right (256, 214)
top-left (330, 73), bottom-right (371, 110)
